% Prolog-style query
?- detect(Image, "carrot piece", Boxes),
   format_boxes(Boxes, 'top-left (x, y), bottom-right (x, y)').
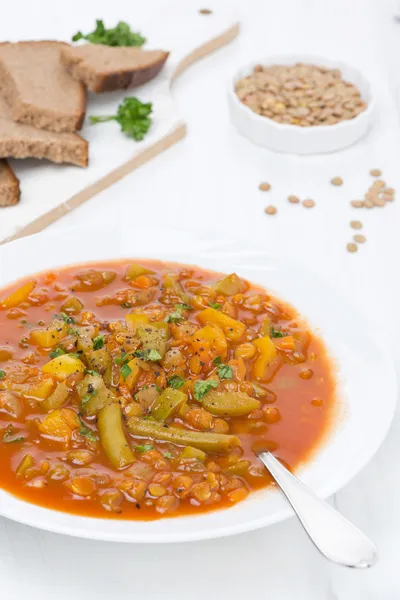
top-left (274, 335), bottom-right (295, 351)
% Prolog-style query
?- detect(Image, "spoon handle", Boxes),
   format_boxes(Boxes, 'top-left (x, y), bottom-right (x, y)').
top-left (257, 451), bottom-right (378, 568)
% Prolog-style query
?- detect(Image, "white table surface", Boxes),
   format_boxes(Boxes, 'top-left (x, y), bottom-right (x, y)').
top-left (1, 0), bottom-right (400, 598)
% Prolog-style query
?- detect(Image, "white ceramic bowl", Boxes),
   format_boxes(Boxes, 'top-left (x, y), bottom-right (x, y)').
top-left (228, 55), bottom-right (376, 154)
top-left (0, 228), bottom-right (396, 543)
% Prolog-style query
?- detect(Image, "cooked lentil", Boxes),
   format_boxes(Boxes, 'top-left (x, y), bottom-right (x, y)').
top-left (265, 205), bottom-right (277, 215)
top-left (347, 243), bottom-right (358, 253)
top-left (353, 234), bottom-right (366, 243)
top-left (331, 177), bottom-right (343, 186)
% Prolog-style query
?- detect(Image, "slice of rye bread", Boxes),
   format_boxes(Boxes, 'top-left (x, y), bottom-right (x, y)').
top-left (0, 159), bottom-right (20, 206)
top-left (0, 95), bottom-right (88, 167)
top-left (60, 44), bottom-right (169, 93)
top-left (0, 41), bottom-right (86, 133)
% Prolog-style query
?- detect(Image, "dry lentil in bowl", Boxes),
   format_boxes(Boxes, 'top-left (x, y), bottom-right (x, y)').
top-left (235, 63), bottom-right (367, 127)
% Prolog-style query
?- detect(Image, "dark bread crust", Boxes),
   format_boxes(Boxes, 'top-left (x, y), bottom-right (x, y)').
top-left (60, 46), bottom-right (169, 93)
top-left (0, 159), bottom-right (20, 206)
top-left (0, 41), bottom-right (87, 132)
top-left (92, 52), bottom-right (169, 93)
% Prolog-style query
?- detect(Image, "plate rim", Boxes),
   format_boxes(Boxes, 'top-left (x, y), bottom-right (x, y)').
top-left (0, 229), bottom-right (396, 543)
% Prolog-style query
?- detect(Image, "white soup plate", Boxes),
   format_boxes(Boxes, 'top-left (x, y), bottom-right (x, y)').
top-left (0, 228), bottom-right (396, 543)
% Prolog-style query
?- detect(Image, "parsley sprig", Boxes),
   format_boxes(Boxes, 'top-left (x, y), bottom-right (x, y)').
top-left (90, 97), bottom-right (153, 141)
top-left (72, 20), bottom-right (146, 47)
top-left (213, 356), bottom-right (233, 380)
top-left (193, 379), bottom-right (218, 401)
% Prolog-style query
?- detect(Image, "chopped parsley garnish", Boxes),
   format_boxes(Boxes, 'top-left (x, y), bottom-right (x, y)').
top-left (135, 444), bottom-right (154, 453)
top-left (120, 302), bottom-right (132, 309)
top-left (56, 312), bottom-right (76, 325)
top-left (213, 357), bottom-right (233, 379)
top-left (168, 375), bottom-right (185, 389)
top-left (115, 351), bottom-right (128, 365)
top-left (90, 97), bottom-right (153, 141)
top-left (49, 347), bottom-right (66, 359)
top-left (0, 370), bottom-right (5, 379)
top-left (217, 364), bottom-right (233, 380)
top-left (79, 427), bottom-right (98, 442)
top-left (72, 20), bottom-right (146, 47)
top-left (193, 379), bottom-right (218, 401)
top-left (175, 303), bottom-right (192, 311)
top-left (209, 302), bottom-right (222, 310)
top-left (155, 385), bottom-right (162, 393)
top-left (2, 424), bottom-right (24, 444)
top-left (85, 369), bottom-right (99, 376)
top-left (120, 363), bottom-right (132, 380)
top-left (69, 352), bottom-right (81, 359)
top-left (166, 310), bottom-right (183, 323)
top-left (93, 334), bottom-right (105, 350)
top-left (134, 349), bottom-right (162, 362)
top-left (163, 451), bottom-right (173, 459)
top-left (81, 388), bottom-right (97, 409)
top-left (270, 327), bottom-right (284, 338)
top-left (78, 417), bottom-right (98, 442)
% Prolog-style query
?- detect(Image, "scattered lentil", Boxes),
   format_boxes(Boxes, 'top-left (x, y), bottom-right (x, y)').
top-left (331, 177), bottom-right (343, 186)
top-left (382, 192), bottom-right (394, 202)
top-left (353, 234), bottom-right (366, 243)
top-left (199, 8), bottom-right (212, 14)
top-left (265, 205), bottom-right (277, 215)
top-left (302, 199), bottom-right (315, 208)
top-left (369, 169), bottom-right (382, 177)
top-left (351, 200), bottom-right (364, 208)
top-left (364, 200), bottom-right (374, 209)
top-left (236, 63), bottom-right (367, 127)
top-left (350, 220), bottom-right (362, 230)
top-left (373, 197), bottom-right (385, 207)
top-left (259, 182), bottom-right (271, 192)
top-left (288, 195), bottom-right (300, 204)
top-left (373, 180), bottom-right (386, 189)
top-left (347, 243), bottom-right (358, 253)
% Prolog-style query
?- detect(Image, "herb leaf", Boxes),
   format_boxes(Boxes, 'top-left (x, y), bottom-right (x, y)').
top-left (2, 424), bottom-right (24, 444)
top-left (72, 20), bottom-right (146, 47)
top-left (175, 303), bottom-right (192, 311)
top-left (209, 302), bottom-right (222, 310)
top-left (213, 356), bottom-right (222, 366)
top-left (135, 444), bottom-right (154, 453)
top-left (120, 363), bottom-right (132, 380)
top-left (93, 334), bottom-right (105, 350)
top-left (85, 369), bottom-right (99, 376)
top-left (163, 451), bottom-right (173, 459)
top-left (217, 364), bottom-right (233, 380)
top-left (167, 375), bottom-right (185, 390)
top-left (55, 312), bottom-right (76, 325)
top-left (134, 349), bottom-right (161, 362)
top-left (90, 97), bottom-right (153, 141)
top-left (193, 379), bottom-right (219, 401)
top-left (270, 327), bottom-right (284, 338)
top-left (0, 370), bottom-right (5, 379)
top-left (49, 347), bottom-right (66, 359)
top-left (79, 427), bottom-right (98, 442)
top-left (115, 351), bottom-right (128, 365)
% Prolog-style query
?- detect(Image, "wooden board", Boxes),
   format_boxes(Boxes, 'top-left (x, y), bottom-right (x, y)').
top-left (0, 1), bottom-right (239, 243)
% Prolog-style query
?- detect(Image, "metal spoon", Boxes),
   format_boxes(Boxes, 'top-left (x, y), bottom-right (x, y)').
top-left (257, 451), bottom-right (378, 568)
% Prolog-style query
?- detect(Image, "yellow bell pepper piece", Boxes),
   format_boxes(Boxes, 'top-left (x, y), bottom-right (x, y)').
top-left (30, 323), bottom-right (68, 348)
top-left (0, 375), bottom-right (55, 400)
top-left (37, 408), bottom-right (79, 444)
top-left (214, 273), bottom-right (246, 296)
top-left (42, 354), bottom-right (85, 382)
top-left (190, 324), bottom-right (227, 361)
top-left (126, 313), bottom-right (149, 330)
top-left (122, 358), bottom-right (141, 391)
top-left (252, 336), bottom-right (277, 379)
top-left (0, 280), bottom-right (36, 309)
top-left (197, 308), bottom-right (245, 342)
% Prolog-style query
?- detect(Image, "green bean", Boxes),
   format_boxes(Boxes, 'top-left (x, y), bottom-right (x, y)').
top-left (127, 417), bottom-right (240, 454)
top-left (202, 390), bottom-right (260, 417)
top-left (98, 403), bottom-right (135, 469)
